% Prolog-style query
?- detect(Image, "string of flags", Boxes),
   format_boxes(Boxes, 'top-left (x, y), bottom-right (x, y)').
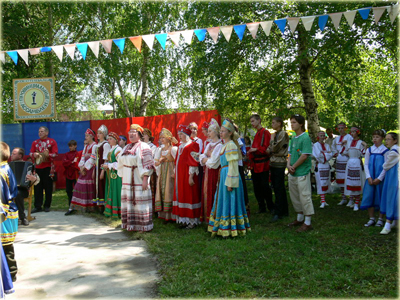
top-left (1, 4), bottom-right (398, 66)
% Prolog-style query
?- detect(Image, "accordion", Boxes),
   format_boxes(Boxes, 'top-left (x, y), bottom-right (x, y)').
top-left (8, 161), bottom-right (35, 191)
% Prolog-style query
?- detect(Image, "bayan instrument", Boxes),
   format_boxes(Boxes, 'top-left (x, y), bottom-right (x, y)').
top-left (8, 161), bottom-right (35, 191)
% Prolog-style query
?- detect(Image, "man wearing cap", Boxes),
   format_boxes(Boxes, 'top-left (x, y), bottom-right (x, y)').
top-left (30, 126), bottom-right (58, 213)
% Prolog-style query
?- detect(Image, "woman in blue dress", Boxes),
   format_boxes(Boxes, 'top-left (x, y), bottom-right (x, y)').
top-left (373, 132), bottom-right (399, 235)
top-left (208, 118), bottom-right (251, 237)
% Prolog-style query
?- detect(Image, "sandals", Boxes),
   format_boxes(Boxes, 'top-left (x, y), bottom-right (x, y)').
top-left (364, 218), bottom-right (376, 227)
top-left (375, 219), bottom-right (385, 227)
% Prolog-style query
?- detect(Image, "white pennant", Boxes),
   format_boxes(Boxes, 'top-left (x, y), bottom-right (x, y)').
top-left (207, 27), bottom-right (220, 43)
top-left (287, 17), bottom-right (300, 33)
top-left (100, 40), bottom-right (112, 53)
top-left (220, 26), bottom-right (233, 42)
top-left (87, 41), bottom-right (99, 58)
top-left (0, 52), bottom-right (4, 64)
top-left (300, 16), bottom-right (315, 31)
top-left (29, 48), bottom-right (40, 55)
top-left (52, 45), bottom-right (64, 62)
top-left (246, 23), bottom-right (259, 38)
top-left (64, 44), bottom-right (76, 60)
top-left (17, 49), bottom-right (29, 66)
top-left (329, 12), bottom-right (342, 30)
top-left (168, 32), bottom-right (181, 46)
top-left (389, 4), bottom-right (399, 23)
top-left (142, 34), bottom-right (155, 50)
top-left (372, 7), bottom-right (386, 24)
top-left (181, 30), bottom-right (194, 44)
top-left (343, 10), bottom-right (357, 27)
top-left (260, 21), bottom-right (273, 36)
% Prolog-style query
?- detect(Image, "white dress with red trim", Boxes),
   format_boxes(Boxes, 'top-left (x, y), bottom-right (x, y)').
top-left (312, 142), bottom-right (333, 195)
top-left (344, 139), bottom-right (366, 196)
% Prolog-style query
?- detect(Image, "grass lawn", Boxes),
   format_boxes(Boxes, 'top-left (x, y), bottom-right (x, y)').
top-left (51, 181), bottom-right (398, 298)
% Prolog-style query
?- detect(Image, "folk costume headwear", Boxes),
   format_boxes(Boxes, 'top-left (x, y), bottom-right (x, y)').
top-left (107, 132), bottom-right (120, 142)
top-left (143, 128), bottom-right (155, 142)
top-left (222, 118), bottom-right (242, 160)
top-left (130, 124), bottom-right (144, 135)
top-left (201, 122), bottom-right (209, 129)
top-left (351, 126), bottom-right (361, 135)
top-left (178, 124), bottom-right (192, 137)
top-left (208, 118), bottom-right (220, 136)
top-left (98, 124), bottom-right (108, 136)
top-left (189, 122), bottom-right (198, 129)
top-left (160, 128), bottom-right (178, 145)
top-left (85, 128), bottom-right (95, 138)
top-left (119, 135), bottom-right (127, 142)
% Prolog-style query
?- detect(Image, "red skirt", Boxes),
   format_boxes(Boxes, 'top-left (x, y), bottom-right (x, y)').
top-left (200, 166), bottom-right (220, 223)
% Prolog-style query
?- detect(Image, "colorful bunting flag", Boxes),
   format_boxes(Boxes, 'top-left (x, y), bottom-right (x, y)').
top-left (301, 16), bottom-right (315, 31)
top-left (234, 24), bottom-right (246, 41)
top-left (358, 7), bottom-right (371, 20)
top-left (87, 41), bottom-right (100, 58)
top-left (17, 49), bottom-right (29, 65)
top-left (0, 52), bottom-right (4, 64)
top-left (318, 15), bottom-right (329, 31)
top-left (100, 40), bottom-right (113, 53)
top-left (372, 7), bottom-right (386, 24)
top-left (194, 29), bottom-right (207, 42)
top-left (76, 43), bottom-right (88, 60)
top-left (221, 26), bottom-right (233, 41)
top-left (168, 32), bottom-right (181, 46)
top-left (181, 30), bottom-right (194, 44)
top-left (113, 38), bottom-right (125, 54)
top-left (52, 45), bottom-right (64, 62)
top-left (287, 17), bottom-right (300, 33)
top-left (29, 48), bottom-right (40, 55)
top-left (274, 19), bottom-right (287, 34)
top-left (6, 51), bottom-right (18, 65)
top-left (207, 27), bottom-right (220, 43)
top-left (155, 33), bottom-right (168, 49)
top-left (389, 4), bottom-right (399, 23)
top-left (129, 36), bottom-right (142, 52)
top-left (260, 21), bottom-right (273, 36)
top-left (142, 34), bottom-right (155, 50)
top-left (329, 12), bottom-right (342, 30)
top-left (41, 47), bottom-right (52, 52)
top-left (246, 23), bottom-right (259, 38)
top-left (344, 10), bottom-right (357, 27)
top-left (64, 44), bottom-right (76, 60)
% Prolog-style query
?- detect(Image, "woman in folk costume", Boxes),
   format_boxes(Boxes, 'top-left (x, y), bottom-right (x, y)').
top-left (155, 129), bottom-right (178, 223)
top-left (117, 124), bottom-right (155, 232)
top-left (66, 129), bottom-right (97, 215)
top-left (189, 122), bottom-right (204, 201)
top-left (92, 125), bottom-right (110, 212)
top-left (102, 132), bottom-right (123, 218)
top-left (208, 119), bottom-right (251, 238)
top-left (361, 129), bottom-right (388, 227)
top-left (172, 124), bottom-right (201, 229)
top-left (143, 128), bottom-right (157, 213)
top-left (312, 131), bottom-right (333, 208)
top-left (343, 126), bottom-right (367, 211)
top-left (201, 121), bottom-right (211, 154)
top-left (199, 119), bottom-right (222, 223)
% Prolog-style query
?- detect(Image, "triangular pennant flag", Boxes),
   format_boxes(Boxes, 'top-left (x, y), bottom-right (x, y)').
top-left (6, 51), bottom-right (18, 65)
top-left (194, 29), bottom-right (207, 42)
top-left (343, 10), bottom-right (357, 27)
top-left (358, 7), bottom-right (371, 20)
top-left (372, 7), bottom-right (386, 24)
top-left (389, 4), bottom-right (399, 23)
top-left (113, 38), bottom-right (125, 54)
top-left (129, 36), bottom-right (142, 52)
top-left (29, 48), bottom-right (40, 55)
top-left (100, 40), bottom-right (112, 53)
top-left (246, 23), bottom-right (259, 38)
top-left (64, 44), bottom-right (76, 60)
top-left (318, 15), bottom-right (329, 31)
top-left (221, 26), bottom-right (233, 41)
top-left (329, 12), bottom-right (342, 30)
top-left (41, 47), bottom-right (52, 52)
top-left (155, 33), bottom-right (168, 50)
top-left (142, 34), bottom-right (155, 50)
top-left (52, 45), bottom-right (64, 62)
top-left (87, 41), bottom-right (99, 58)
top-left (274, 19), bottom-right (287, 34)
top-left (17, 49), bottom-right (29, 66)
top-left (0, 52), bottom-right (5, 64)
top-left (260, 21), bottom-right (273, 36)
top-left (301, 16), bottom-right (315, 31)
top-left (76, 43), bottom-right (88, 60)
top-left (233, 24), bottom-right (246, 41)
top-left (287, 17), bottom-right (300, 33)
top-left (168, 32), bottom-right (181, 46)
top-left (207, 27), bottom-right (220, 43)
top-left (181, 30), bottom-right (194, 44)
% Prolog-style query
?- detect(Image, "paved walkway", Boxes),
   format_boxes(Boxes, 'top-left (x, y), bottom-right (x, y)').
top-left (8, 211), bottom-right (158, 299)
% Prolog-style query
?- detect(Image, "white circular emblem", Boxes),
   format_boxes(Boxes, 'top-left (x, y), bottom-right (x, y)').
top-left (19, 83), bottom-right (50, 114)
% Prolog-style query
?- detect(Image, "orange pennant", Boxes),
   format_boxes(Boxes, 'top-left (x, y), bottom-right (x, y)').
top-left (129, 36), bottom-right (142, 53)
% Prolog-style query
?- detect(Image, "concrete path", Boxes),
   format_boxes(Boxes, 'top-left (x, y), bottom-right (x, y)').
top-left (8, 211), bottom-right (158, 299)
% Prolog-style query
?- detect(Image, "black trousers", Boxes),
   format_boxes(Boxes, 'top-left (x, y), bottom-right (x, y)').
top-left (66, 178), bottom-right (76, 206)
top-left (3, 243), bottom-right (17, 282)
top-left (270, 166), bottom-right (289, 217)
top-left (252, 171), bottom-right (274, 212)
top-left (34, 167), bottom-right (53, 209)
top-left (15, 189), bottom-right (27, 220)
top-left (239, 166), bottom-right (249, 206)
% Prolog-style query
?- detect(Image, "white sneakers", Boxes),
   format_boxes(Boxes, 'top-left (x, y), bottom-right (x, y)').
top-left (320, 202), bottom-right (329, 208)
top-left (338, 199), bottom-right (347, 205)
top-left (347, 200), bottom-right (355, 208)
top-left (380, 228), bottom-right (391, 235)
top-left (353, 204), bottom-right (359, 211)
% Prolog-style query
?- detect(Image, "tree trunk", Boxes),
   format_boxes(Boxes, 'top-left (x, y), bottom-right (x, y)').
top-left (116, 79), bottom-right (131, 117)
top-left (297, 27), bottom-right (320, 142)
top-left (139, 47), bottom-right (149, 116)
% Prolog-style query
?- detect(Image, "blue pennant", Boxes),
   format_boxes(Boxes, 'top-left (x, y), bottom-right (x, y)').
top-left (274, 19), bottom-right (287, 34)
top-left (6, 51), bottom-right (18, 65)
top-left (233, 24), bottom-right (247, 41)
top-left (155, 33), bottom-right (168, 50)
top-left (318, 15), bottom-right (329, 31)
top-left (358, 7), bottom-right (371, 20)
top-left (40, 47), bottom-right (52, 52)
top-left (194, 29), bottom-right (207, 42)
top-left (113, 38), bottom-right (126, 54)
top-left (76, 43), bottom-right (88, 60)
